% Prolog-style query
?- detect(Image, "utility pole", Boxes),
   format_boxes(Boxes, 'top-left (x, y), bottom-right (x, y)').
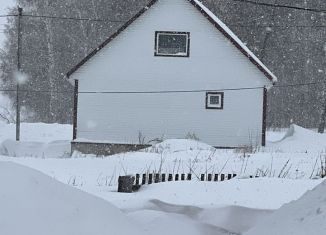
top-left (318, 92), bottom-right (326, 133)
top-left (16, 7), bottom-right (22, 141)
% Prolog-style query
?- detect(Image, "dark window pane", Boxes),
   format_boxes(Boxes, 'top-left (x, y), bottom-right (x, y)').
top-left (158, 33), bottom-right (187, 55)
top-left (210, 96), bottom-right (220, 105)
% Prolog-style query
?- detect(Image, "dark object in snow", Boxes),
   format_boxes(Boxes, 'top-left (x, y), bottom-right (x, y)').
top-left (200, 174), bottom-right (205, 181)
top-left (132, 174), bottom-right (141, 192)
top-left (221, 174), bottom-right (225, 181)
top-left (214, 174), bottom-right (219, 181)
top-left (187, 174), bottom-right (192, 180)
top-left (118, 175), bottom-right (135, 193)
top-left (181, 174), bottom-right (185, 181)
top-left (208, 174), bottom-right (212, 181)
top-left (168, 174), bottom-right (173, 181)
top-left (148, 174), bottom-right (153, 184)
top-left (142, 174), bottom-right (147, 185)
top-left (175, 174), bottom-right (179, 181)
top-left (154, 173), bottom-right (160, 183)
top-left (132, 184), bottom-right (141, 192)
top-left (162, 174), bottom-right (166, 182)
top-left (135, 174), bottom-right (140, 185)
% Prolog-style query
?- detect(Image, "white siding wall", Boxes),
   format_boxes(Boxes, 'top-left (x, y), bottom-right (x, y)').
top-left (71, 0), bottom-right (270, 147)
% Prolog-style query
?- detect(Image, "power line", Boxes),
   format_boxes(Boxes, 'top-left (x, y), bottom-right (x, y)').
top-left (22, 14), bottom-right (126, 23)
top-left (0, 80), bottom-right (323, 94)
top-left (233, 0), bottom-right (326, 13)
top-left (0, 11), bottom-right (325, 28)
top-left (228, 24), bottom-right (326, 28)
top-left (0, 13), bottom-right (126, 23)
top-left (0, 14), bottom-right (18, 18)
top-left (273, 81), bottom-right (322, 89)
top-left (77, 86), bottom-right (264, 94)
top-left (0, 0), bottom-right (325, 22)
top-left (0, 16), bottom-right (323, 30)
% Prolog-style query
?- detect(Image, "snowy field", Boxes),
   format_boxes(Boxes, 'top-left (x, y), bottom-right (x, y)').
top-left (0, 122), bottom-right (325, 234)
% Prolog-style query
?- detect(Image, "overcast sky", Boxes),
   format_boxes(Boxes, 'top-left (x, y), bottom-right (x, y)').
top-left (0, 0), bottom-right (15, 46)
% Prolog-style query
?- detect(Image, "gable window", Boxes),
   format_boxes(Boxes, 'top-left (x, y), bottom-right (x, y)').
top-left (206, 92), bottom-right (224, 109)
top-left (155, 31), bottom-right (190, 57)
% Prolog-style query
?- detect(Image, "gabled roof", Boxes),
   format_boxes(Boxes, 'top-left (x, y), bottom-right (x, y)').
top-left (67, 0), bottom-right (277, 83)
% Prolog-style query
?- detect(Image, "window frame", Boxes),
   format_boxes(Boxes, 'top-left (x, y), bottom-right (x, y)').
top-left (154, 31), bottom-right (190, 57)
top-left (206, 92), bottom-right (224, 110)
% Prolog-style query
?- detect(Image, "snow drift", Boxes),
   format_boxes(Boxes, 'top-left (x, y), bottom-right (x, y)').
top-left (0, 123), bottom-right (72, 158)
top-left (144, 139), bottom-right (216, 154)
top-left (268, 124), bottom-right (326, 152)
top-left (136, 199), bottom-right (273, 235)
top-left (245, 179), bottom-right (326, 235)
top-left (0, 139), bottom-right (70, 158)
top-left (0, 162), bottom-right (144, 235)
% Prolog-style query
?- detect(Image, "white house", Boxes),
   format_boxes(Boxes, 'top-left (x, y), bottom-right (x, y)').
top-left (67, 0), bottom-right (277, 155)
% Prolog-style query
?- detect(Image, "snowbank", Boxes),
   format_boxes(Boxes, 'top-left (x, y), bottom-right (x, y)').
top-left (0, 123), bottom-right (72, 158)
top-left (0, 122), bottom-right (72, 143)
top-left (0, 162), bottom-right (144, 235)
top-left (144, 139), bottom-right (216, 153)
top-left (245, 179), bottom-right (326, 235)
top-left (129, 207), bottom-right (232, 235)
top-left (108, 179), bottom-right (321, 210)
top-left (129, 199), bottom-right (273, 235)
top-left (0, 139), bottom-right (70, 158)
top-left (119, 179), bottom-right (321, 234)
top-left (268, 124), bottom-right (326, 153)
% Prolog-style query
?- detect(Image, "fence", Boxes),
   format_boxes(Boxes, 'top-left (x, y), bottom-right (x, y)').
top-left (118, 173), bottom-right (238, 193)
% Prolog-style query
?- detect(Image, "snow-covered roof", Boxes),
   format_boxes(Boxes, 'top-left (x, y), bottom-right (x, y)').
top-left (67, 0), bottom-right (277, 84)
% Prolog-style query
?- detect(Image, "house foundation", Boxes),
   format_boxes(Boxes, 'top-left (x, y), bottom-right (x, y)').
top-left (71, 142), bottom-right (150, 156)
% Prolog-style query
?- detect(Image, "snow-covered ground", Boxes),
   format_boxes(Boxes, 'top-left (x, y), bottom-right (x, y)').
top-left (245, 180), bottom-right (326, 235)
top-left (0, 161), bottom-right (144, 235)
top-left (0, 122), bottom-right (325, 234)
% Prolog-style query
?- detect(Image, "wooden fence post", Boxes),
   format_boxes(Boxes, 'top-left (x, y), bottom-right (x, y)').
top-left (200, 174), bottom-right (205, 181)
top-left (162, 173), bottom-right (166, 182)
top-left (208, 174), bottom-right (212, 181)
top-left (187, 174), bottom-right (192, 180)
top-left (214, 174), bottom-right (219, 181)
top-left (142, 174), bottom-right (147, 185)
top-left (168, 174), bottom-right (173, 181)
top-left (181, 174), bottom-right (185, 181)
top-left (221, 174), bottom-right (225, 181)
top-left (148, 174), bottom-right (153, 184)
top-left (175, 174), bottom-right (179, 181)
top-left (135, 174), bottom-right (140, 186)
top-left (155, 173), bottom-right (160, 183)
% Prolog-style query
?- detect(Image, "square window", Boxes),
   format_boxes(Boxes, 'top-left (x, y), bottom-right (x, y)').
top-left (206, 92), bottom-right (224, 109)
top-left (155, 31), bottom-right (190, 57)
top-left (210, 95), bottom-right (220, 105)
